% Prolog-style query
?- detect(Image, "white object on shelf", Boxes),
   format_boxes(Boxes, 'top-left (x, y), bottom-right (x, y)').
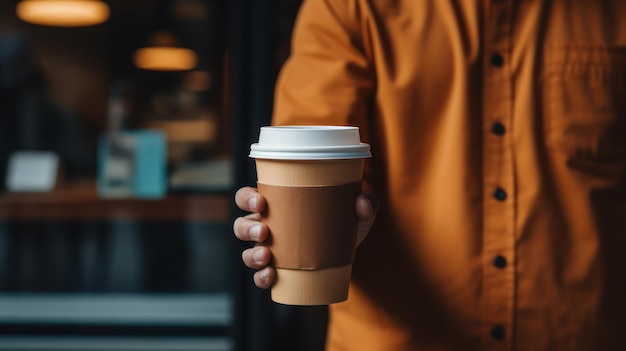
top-left (5, 151), bottom-right (59, 192)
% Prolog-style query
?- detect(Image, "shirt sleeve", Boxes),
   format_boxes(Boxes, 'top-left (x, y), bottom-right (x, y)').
top-left (272, 0), bottom-right (375, 134)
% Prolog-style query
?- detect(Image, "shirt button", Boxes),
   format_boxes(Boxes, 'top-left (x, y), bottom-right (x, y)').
top-left (491, 122), bottom-right (506, 136)
top-left (490, 52), bottom-right (504, 67)
top-left (493, 255), bottom-right (507, 269)
top-left (493, 187), bottom-right (507, 201)
top-left (490, 325), bottom-right (506, 340)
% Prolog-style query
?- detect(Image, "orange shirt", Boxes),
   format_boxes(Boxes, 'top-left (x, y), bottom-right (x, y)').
top-left (272, 1), bottom-right (626, 350)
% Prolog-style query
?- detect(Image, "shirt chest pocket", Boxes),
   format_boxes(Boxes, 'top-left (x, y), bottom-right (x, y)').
top-left (546, 45), bottom-right (626, 161)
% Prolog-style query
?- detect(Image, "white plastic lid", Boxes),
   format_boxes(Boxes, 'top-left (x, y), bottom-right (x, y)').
top-left (249, 126), bottom-right (371, 160)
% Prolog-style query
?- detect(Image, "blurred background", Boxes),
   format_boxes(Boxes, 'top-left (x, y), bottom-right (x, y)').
top-left (0, 0), bottom-right (328, 350)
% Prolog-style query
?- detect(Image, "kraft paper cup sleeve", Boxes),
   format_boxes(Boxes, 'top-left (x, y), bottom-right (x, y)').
top-left (257, 181), bottom-right (362, 270)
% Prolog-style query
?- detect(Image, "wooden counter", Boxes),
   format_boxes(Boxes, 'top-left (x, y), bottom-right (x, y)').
top-left (0, 181), bottom-right (231, 221)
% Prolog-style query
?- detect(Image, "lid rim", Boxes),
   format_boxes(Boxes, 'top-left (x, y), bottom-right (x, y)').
top-left (249, 153), bottom-right (371, 160)
top-left (251, 125), bottom-right (371, 160)
top-left (250, 143), bottom-right (370, 151)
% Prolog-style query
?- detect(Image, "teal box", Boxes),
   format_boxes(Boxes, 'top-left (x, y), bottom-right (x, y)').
top-left (98, 130), bottom-right (167, 198)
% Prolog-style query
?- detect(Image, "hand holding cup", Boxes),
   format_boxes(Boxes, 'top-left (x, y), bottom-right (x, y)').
top-left (234, 187), bottom-right (378, 289)
top-left (238, 126), bottom-right (373, 305)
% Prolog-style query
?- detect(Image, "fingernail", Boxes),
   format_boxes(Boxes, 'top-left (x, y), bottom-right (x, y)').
top-left (249, 224), bottom-right (261, 241)
top-left (248, 196), bottom-right (258, 211)
top-left (253, 249), bottom-right (264, 264)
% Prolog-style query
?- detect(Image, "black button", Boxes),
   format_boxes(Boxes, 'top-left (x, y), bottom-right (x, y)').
top-left (491, 122), bottom-right (506, 136)
top-left (493, 188), bottom-right (507, 201)
top-left (490, 325), bottom-right (506, 340)
top-left (493, 255), bottom-right (507, 269)
top-left (490, 53), bottom-right (504, 67)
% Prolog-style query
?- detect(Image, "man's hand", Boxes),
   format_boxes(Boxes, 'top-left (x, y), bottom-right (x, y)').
top-left (233, 186), bottom-right (378, 289)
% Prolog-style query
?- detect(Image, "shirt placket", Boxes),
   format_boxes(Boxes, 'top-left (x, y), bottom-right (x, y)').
top-left (481, 0), bottom-right (516, 350)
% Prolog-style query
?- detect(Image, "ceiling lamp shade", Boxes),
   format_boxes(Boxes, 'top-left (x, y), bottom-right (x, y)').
top-left (133, 31), bottom-right (198, 72)
top-left (16, 0), bottom-right (110, 27)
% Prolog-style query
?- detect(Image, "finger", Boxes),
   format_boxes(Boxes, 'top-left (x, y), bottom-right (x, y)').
top-left (253, 266), bottom-right (276, 289)
top-left (355, 193), bottom-right (379, 245)
top-left (233, 215), bottom-right (269, 242)
top-left (234, 187), bottom-right (266, 213)
top-left (355, 193), bottom-right (378, 219)
top-left (241, 246), bottom-right (272, 269)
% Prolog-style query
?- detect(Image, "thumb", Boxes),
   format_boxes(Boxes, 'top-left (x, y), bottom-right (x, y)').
top-left (355, 193), bottom-right (378, 246)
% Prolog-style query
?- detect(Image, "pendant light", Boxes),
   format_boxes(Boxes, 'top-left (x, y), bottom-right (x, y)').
top-left (133, 0), bottom-right (198, 72)
top-left (16, 0), bottom-right (110, 27)
top-left (133, 31), bottom-right (197, 71)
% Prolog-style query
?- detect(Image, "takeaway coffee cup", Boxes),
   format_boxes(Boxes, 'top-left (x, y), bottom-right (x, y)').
top-left (249, 126), bottom-right (371, 305)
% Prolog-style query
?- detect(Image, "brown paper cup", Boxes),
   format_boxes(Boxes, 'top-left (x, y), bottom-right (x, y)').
top-left (255, 158), bottom-right (364, 305)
